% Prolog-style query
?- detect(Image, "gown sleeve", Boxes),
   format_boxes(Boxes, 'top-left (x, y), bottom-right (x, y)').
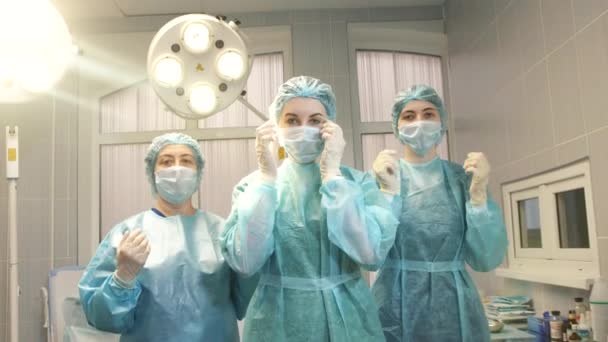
top-left (323, 167), bottom-right (400, 271)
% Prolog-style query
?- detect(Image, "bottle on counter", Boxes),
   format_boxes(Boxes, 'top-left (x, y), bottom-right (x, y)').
top-left (590, 278), bottom-right (608, 342)
top-left (568, 324), bottom-right (581, 341)
top-left (574, 297), bottom-right (588, 322)
top-left (551, 311), bottom-right (564, 342)
top-left (568, 310), bottom-right (577, 325)
top-left (576, 313), bottom-right (591, 342)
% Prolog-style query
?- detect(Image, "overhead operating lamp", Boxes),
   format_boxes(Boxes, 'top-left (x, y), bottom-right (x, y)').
top-left (147, 14), bottom-right (268, 120)
top-left (0, 1), bottom-right (72, 341)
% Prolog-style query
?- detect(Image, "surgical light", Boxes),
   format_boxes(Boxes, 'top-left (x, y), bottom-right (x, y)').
top-left (147, 14), bottom-right (267, 120)
top-left (189, 84), bottom-right (217, 114)
top-left (153, 56), bottom-right (184, 87)
top-left (182, 22), bottom-right (211, 53)
top-left (216, 51), bottom-right (245, 81)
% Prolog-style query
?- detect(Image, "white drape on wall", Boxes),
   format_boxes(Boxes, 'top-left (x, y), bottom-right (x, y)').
top-left (199, 53), bottom-right (284, 128)
top-left (356, 51), bottom-right (443, 123)
top-left (100, 82), bottom-right (186, 133)
top-left (198, 139), bottom-right (258, 218)
top-left (100, 144), bottom-right (154, 238)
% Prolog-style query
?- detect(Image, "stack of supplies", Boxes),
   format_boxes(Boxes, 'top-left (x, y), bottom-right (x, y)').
top-left (485, 296), bottom-right (535, 330)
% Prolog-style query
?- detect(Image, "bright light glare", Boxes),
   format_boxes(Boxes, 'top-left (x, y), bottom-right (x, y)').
top-left (153, 57), bottom-right (183, 87)
top-left (216, 51), bottom-right (245, 80)
top-left (189, 84), bottom-right (217, 114)
top-left (0, 59), bottom-right (15, 87)
top-left (17, 55), bottom-right (55, 92)
top-left (0, 0), bottom-right (72, 98)
top-left (182, 22), bottom-right (210, 53)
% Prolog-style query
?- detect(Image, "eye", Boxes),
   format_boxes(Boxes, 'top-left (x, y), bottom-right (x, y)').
top-left (310, 118), bottom-right (322, 125)
top-left (286, 118), bottom-right (297, 125)
top-left (401, 114), bottom-right (415, 121)
top-left (424, 111), bottom-right (436, 119)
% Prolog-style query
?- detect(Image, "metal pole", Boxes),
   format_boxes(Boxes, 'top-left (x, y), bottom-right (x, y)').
top-left (6, 126), bottom-right (19, 342)
top-left (237, 96), bottom-right (268, 121)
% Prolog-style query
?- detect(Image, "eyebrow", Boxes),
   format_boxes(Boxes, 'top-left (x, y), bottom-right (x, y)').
top-left (309, 113), bottom-right (324, 118)
top-left (403, 108), bottom-right (437, 115)
top-left (158, 153), bottom-right (194, 158)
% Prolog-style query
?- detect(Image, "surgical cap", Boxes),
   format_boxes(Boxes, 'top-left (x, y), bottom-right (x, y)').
top-left (269, 76), bottom-right (337, 122)
top-left (144, 133), bottom-right (205, 193)
top-left (391, 84), bottom-right (447, 137)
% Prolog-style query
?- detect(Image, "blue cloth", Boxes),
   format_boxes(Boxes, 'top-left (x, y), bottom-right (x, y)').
top-left (150, 208), bottom-right (165, 217)
top-left (79, 209), bottom-right (258, 342)
top-left (221, 159), bottom-right (400, 342)
top-left (372, 158), bottom-right (508, 342)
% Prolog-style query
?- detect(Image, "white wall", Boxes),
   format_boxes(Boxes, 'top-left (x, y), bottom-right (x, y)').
top-left (0, 72), bottom-right (79, 341)
top-left (445, 0), bottom-right (608, 315)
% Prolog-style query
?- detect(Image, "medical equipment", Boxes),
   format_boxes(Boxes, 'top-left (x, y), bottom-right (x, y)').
top-left (147, 14), bottom-right (266, 120)
top-left (45, 267), bottom-right (120, 342)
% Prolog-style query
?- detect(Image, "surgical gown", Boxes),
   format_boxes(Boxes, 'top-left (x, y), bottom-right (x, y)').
top-left (372, 157), bottom-right (508, 342)
top-left (79, 209), bottom-right (258, 342)
top-left (221, 159), bottom-right (400, 342)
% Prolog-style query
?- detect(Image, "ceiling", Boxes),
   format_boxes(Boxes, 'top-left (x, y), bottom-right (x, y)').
top-left (52, 0), bottom-right (445, 19)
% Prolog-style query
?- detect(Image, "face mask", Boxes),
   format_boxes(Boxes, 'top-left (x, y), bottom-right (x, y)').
top-left (398, 121), bottom-right (442, 157)
top-left (278, 126), bottom-right (323, 164)
top-left (155, 166), bottom-right (198, 204)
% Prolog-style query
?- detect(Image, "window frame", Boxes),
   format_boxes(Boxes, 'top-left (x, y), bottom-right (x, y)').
top-left (347, 21), bottom-right (450, 170)
top-left (511, 187), bottom-right (544, 259)
top-left (498, 159), bottom-right (600, 289)
top-left (77, 26), bottom-right (292, 265)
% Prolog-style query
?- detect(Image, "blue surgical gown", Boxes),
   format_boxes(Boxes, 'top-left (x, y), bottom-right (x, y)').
top-left (79, 209), bottom-right (258, 342)
top-left (372, 157), bottom-right (508, 342)
top-left (221, 159), bottom-right (400, 342)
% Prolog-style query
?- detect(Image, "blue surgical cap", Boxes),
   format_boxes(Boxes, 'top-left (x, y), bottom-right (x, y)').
top-left (391, 84), bottom-right (447, 137)
top-left (144, 133), bottom-right (205, 193)
top-left (269, 76), bottom-right (337, 121)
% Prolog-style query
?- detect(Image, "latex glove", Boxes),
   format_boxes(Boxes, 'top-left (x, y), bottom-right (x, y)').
top-left (320, 121), bottom-right (346, 183)
top-left (373, 150), bottom-right (401, 195)
top-left (464, 152), bottom-right (490, 206)
top-left (114, 228), bottom-right (150, 286)
top-left (255, 120), bottom-right (279, 183)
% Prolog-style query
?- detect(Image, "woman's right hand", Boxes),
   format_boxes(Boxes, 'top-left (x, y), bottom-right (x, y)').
top-left (255, 120), bottom-right (278, 183)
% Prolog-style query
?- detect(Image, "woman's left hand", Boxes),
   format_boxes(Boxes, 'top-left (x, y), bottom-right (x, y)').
top-left (464, 152), bottom-right (490, 206)
top-left (320, 121), bottom-right (345, 183)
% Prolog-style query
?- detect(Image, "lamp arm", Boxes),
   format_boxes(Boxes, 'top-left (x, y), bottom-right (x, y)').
top-left (237, 96), bottom-right (268, 121)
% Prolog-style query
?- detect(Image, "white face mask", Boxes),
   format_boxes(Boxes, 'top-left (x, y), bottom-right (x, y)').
top-left (155, 166), bottom-right (198, 204)
top-left (277, 126), bottom-right (324, 164)
top-left (398, 121), bottom-right (442, 156)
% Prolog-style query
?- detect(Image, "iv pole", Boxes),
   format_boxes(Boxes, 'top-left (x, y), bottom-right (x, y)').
top-left (6, 126), bottom-right (19, 342)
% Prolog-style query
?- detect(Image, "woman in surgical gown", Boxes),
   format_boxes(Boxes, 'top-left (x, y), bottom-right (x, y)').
top-left (221, 76), bottom-right (400, 342)
top-left (79, 133), bottom-right (258, 342)
top-left (371, 85), bottom-right (508, 342)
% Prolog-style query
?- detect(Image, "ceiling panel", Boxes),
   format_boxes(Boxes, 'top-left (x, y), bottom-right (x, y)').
top-left (52, 0), bottom-right (444, 19)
